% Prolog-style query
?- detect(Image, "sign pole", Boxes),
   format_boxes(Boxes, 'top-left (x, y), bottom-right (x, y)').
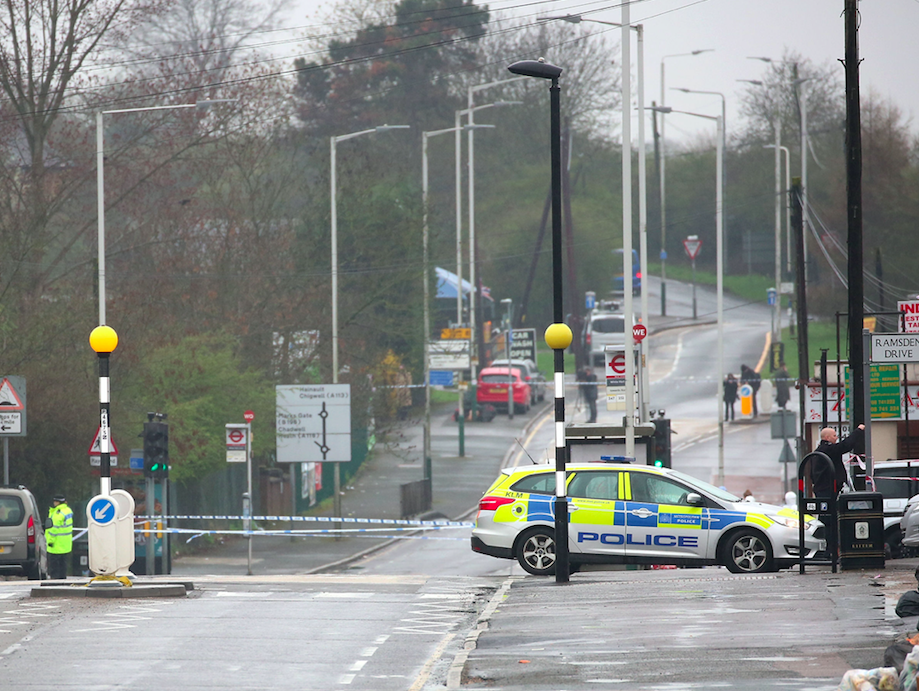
top-left (145, 474), bottom-right (155, 574)
top-left (246, 421), bottom-right (253, 574)
top-left (3, 437), bottom-right (7, 485)
top-left (863, 329), bottom-right (873, 483)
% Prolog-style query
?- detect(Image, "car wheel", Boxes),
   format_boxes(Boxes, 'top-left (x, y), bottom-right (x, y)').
top-left (516, 527), bottom-right (557, 576)
top-left (722, 529), bottom-right (774, 574)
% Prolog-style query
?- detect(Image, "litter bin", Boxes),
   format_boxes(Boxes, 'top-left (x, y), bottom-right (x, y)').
top-left (838, 491), bottom-right (885, 570)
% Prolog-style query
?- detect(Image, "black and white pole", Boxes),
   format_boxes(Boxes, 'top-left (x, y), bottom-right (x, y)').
top-left (89, 326), bottom-right (119, 497)
top-left (508, 57), bottom-right (570, 583)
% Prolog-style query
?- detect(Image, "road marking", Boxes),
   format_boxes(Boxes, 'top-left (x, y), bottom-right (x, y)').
top-left (72, 603), bottom-right (171, 633)
top-left (360, 647), bottom-right (377, 657)
top-left (374, 634), bottom-right (389, 645)
top-left (349, 660), bottom-right (367, 671)
top-left (316, 592), bottom-right (374, 599)
top-left (338, 673), bottom-right (355, 684)
top-left (407, 632), bottom-right (456, 691)
top-left (216, 591), bottom-right (273, 597)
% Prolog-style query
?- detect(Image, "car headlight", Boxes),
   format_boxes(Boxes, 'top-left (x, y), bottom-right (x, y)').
top-left (767, 514), bottom-right (813, 531)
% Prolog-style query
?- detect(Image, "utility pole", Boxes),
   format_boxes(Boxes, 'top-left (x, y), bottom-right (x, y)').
top-left (844, 0), bottom-right (865, 429)
top-left (792, 178), bottom-right (809, 456)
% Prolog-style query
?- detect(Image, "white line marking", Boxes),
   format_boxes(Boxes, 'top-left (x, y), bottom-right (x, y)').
top-left (349, 660), bottom-right (367, 672)
top-left (360, 647), bottom-right (377, 657)
top-left (338, 674), bottom-right (355, 684)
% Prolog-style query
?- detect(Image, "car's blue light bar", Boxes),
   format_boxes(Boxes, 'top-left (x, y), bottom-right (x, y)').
top-left (598, 456), bottom-right (634, 463)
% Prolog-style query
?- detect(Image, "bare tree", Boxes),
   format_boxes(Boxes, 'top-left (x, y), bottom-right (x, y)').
top-left (471, 16), bottom-right (621, 140)
top-left (127, 0), bottom-right (291, 78)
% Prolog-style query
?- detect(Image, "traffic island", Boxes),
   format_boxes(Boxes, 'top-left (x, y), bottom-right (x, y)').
top-left (30, 579), bottom-right (190, 598)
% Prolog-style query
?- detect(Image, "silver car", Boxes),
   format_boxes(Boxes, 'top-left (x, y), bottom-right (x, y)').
top-left (0, 485), bottom-right (48, 579)
top-left (584, 312), bottom-right (625, 367)
top-left (489, 358), bottom-right (546, 404)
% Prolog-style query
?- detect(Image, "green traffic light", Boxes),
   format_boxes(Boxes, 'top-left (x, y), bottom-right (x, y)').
top-left (654, 459), bottom-right (664, 468)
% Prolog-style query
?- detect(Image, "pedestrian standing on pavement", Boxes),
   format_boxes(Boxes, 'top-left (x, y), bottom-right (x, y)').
top-left (812, 424), bottom-right (865, 558)
top-left (723, 373), bottom-right (738, 421)
top-left (582, 367), bottom-right (598, 423)
top-left (740, 364), bottom-right (762, 417)
top-left (47, 494), bottom-right (73, 580)
top-left (774, 362), bottom-right (791, 409)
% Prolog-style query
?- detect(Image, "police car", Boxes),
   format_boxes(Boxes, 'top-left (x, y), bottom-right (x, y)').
top-left (471, 462), bottom-right (825, 575)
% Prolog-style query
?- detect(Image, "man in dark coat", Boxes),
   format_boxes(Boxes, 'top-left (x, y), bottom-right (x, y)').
top-left (774, 362), bottom-right (791, 409)
top-left (812, 423), bottom-right (865, 558)
top-left (581, 367), bottom-right (598, 423)
top-left (812, 424), bottom-right (865, 497)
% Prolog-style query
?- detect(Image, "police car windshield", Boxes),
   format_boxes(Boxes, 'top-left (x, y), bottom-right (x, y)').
top-left (667, 469), bottom-right (742, 503)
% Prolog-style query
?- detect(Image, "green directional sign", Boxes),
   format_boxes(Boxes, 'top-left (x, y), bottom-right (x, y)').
top-left (845, 364), bottom-right (901, 419)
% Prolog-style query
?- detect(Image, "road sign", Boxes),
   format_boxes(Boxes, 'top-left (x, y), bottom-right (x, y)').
top-left (872, 333), bottom-right (919, 363)
top-left (607, 353), bottom-right (626, 377)
top-left (509, 328), bottom-right (537, 362)
top-left (898, 301), bottom-right (919, 333)
top-left (0, 376), bottom-right (26, 437)
top-left (429, 370), bottom-right (455, 387)
top-left (243, 410), bottom-right (255, 423)
top-left (683, 236), bottom-right (702, 261)
top-left (0, 413), bottom-right (21, 434)
top-left (427, 340), bottom-right (470, 370)
top-left (87, 496), bottom-right (116, 525)
top-left (88, 426), bottom-right (119, 465)
top-left (632, 324), bottom-right (647, 343)
top-left (276, 384), bottom-right (352, 463)
top-left (227, 428), bottom-right (246, 446)
top-left (440, 327), bottom-right (471, 339)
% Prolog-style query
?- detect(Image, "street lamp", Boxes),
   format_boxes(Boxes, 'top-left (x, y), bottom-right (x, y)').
top-left (542, 12), bottom-right (649, 421)
top-left (651, 105), bottom-right (724, 485)
top-left (501, 298), bottom-right (514, 419)
top-left (749, 56), bottom-right (810, 277)
top-left (459, 96), bottom-right (522, 418)
top-left (330, 125), bottom-right (410, 386)
top-left (330, 124), bottom-right (409, 521)
top-left (96, 100), bottom-right (235, 326)
top-left (764, 143), bottom-right (792, 275)
top-left (95, 99), bottom-right (234, 493)
top-left (466, 78), bottom-right (525, 396)
top-left (507, 57), bottom-right (571, 584)
top-left (671, 87), bottom-right (727, 265)
top-left (422, 123), bottom-right (493, 466)
top-left (659, 50), bottom-right (713, 316)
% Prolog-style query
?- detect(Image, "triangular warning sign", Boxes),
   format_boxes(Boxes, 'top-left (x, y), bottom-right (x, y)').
top-left (88, 426), bottom-right (119, 456)
top-left (0, 378), bottom-right (24, 411)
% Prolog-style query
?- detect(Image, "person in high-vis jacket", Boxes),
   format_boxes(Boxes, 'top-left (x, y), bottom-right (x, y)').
top-left (47, 494), bottom-right (73, 579)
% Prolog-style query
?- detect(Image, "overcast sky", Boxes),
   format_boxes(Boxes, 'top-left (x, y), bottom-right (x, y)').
top-left (279, 0), bottom-right (919, 144)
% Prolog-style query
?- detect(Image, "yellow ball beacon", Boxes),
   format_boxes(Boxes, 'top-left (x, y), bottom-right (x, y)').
top-left (544, 322), bottom-right (573, 351)
top-left (89, 325), bottom-right (119, 354)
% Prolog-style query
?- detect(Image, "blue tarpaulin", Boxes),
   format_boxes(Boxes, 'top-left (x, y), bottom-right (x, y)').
top-left (436, 266), bottom-right (474, 299)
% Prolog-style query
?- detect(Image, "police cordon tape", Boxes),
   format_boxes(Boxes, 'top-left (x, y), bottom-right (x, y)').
top-left (134, 514), bottom-right (474, 528)
top-left (131, 527), bottom-right (468, 544)
top-left (123, 514), bottom-right (473, 544)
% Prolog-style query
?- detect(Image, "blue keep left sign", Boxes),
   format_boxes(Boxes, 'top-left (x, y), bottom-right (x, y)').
top-left (88, 496), bottom-right (116, 525)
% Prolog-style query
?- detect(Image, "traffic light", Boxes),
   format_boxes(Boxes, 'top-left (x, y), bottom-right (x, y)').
top-left (652, 418), bottom-right (672, 468)
top-left (143, 421), bottom-right (169, 479)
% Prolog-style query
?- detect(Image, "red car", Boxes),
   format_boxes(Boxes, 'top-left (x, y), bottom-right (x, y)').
top-left (477, 367), bottom-right (531, 414)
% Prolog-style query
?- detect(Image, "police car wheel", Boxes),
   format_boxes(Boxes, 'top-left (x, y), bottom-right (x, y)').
top-left (516, 527), bottom-right (557, 576)
top-left (723, 529), bottom-right (773, 574)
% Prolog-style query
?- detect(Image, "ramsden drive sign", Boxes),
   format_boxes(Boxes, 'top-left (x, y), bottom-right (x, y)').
top-left (872, 333), bottom-right (919, 363)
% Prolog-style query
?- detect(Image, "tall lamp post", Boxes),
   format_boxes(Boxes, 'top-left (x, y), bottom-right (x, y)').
top-left (422, 123), bottom-right (493, 471)
top-left (659, 50), bottom-right (713, 316)
top-left (458, 99), bottom-right (520, 419)
top-left (95, 99), bottom-right (233, 494)
top-left (508, 58), bottom-right (571, 584)
top-left (330, 125), bottom-right (410, 385)
top-left (764, 143), bottom-right (792, 275)
top-left (671, 87), bottom-right (727, 265)
top-left (652, 106), bottom-right (724, 485)
top-left (466, 78), bottom-right (525, 394)
top-left (544, 13), bottom-right (649, 421)
top-left (330, 124), bottom-right (409, 516)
